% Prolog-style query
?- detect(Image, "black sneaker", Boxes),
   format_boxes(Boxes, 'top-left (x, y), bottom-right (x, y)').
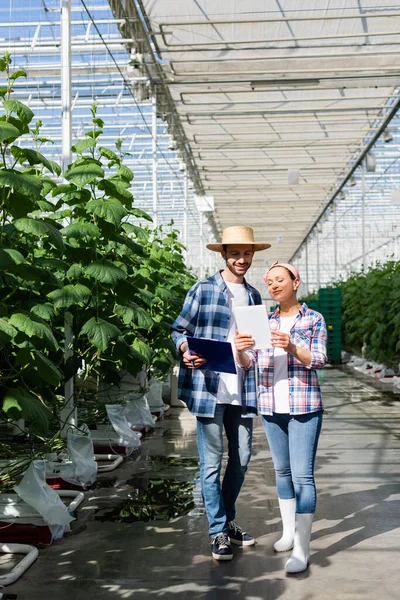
top-left (227, 520), bottom-right (255, 546)
top-left (211, 532), bottom-right (233, 561)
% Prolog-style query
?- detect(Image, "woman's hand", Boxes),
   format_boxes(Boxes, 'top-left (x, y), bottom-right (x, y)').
top-left (234, 330), bottom-right (255, 353)
top-left (270, 332), bottom-right (295, 353)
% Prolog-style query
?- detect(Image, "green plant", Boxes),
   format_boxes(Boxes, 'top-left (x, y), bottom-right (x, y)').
top-left (50, 105), bottom-right (195, 388)
top-left (0, 53), bottom-right (64, 438)
top-left (0, 54), bottom-right (195, 446)
top-left (335, 260), bottom-right (400, 368)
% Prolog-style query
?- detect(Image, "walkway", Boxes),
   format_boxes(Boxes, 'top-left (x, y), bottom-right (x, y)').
top-left (5, 367), bottom-right (400, 599)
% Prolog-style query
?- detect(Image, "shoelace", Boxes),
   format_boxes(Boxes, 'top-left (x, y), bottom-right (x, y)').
top-left (228, 520), bottom-right (243, 535)
top-left (213, 532), bottom-right (230, 548)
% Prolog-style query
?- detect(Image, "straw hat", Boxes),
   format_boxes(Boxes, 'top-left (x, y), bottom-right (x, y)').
top-left (206, 226), bottom-right (271, 252)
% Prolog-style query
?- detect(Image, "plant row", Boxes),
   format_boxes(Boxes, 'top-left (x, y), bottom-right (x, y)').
top-left (0, 53), bottom-right (195, 442)
top-left (300, 259), bottom-right (400, 369)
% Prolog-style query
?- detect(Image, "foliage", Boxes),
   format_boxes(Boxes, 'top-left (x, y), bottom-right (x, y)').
top-left (334, 260), bottom-right (400, 369)
top-left (0, 53), bottom-right (195, 450)
top-left (298, 290), bottom-right (318, 304)
top-left (0, 53), bottom-right (64, 438)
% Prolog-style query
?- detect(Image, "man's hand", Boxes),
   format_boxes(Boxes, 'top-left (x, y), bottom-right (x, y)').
top-left (180, 342), bottom-right (206, 369)
top-left (182, 350), bottom-right (206, 369)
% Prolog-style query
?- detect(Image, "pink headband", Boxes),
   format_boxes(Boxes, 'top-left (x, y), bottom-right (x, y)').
top-left (263, 261), bottom-right (301, 283)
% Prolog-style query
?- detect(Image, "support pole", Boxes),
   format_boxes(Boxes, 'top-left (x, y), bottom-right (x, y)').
top-left (333, 202), bottom-right (338, 280)
top-left (305, 240), bottom-right (309, 294)
top-left (316, 234), bottom-right (320, 291)
top-left (361, 161), bottom-right (366, 269)
top-left (61, 0), bottom-right (72, 173)
top-left (183, 171), bottom-right (188, 253)
top-left (61, 0), bottom-right (76, 435)
top-left (199, 213), bottom-right (204, 278)
top-left (152, 93), bottom-right (158, 228)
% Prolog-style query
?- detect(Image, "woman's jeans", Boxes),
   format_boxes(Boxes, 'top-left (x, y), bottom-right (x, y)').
top-left (197, 404), bottom-right (253, 538)
top-left (262, 411), bottom-right (323, 514)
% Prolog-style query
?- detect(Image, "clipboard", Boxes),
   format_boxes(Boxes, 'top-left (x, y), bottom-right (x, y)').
top-left (186, 336), bottom-right (237, 374)
top-left (233, 304), bottom-right (272, 349)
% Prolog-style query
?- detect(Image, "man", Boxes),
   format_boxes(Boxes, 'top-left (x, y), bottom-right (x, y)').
top-left (171, 225), bottom-right (271, 561)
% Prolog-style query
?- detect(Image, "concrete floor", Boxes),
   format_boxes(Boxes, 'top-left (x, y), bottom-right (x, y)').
top-left (2, 367), bottom-right (400, 600)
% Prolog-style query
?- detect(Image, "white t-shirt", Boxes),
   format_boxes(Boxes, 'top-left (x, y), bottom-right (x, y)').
top-left (273, 315), bottom-right (298, 414)
top-left (216, 281), bottom-right (249, 405)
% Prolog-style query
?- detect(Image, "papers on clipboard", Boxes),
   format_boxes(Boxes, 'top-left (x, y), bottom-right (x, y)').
top-left (233, 304), bottom-right (272, 349)
top-left (186, 336), bottom-right (237, 374)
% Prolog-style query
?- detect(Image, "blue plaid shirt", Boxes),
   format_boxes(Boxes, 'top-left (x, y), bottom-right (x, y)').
top-left (170, 270), bottom-right (262, 418)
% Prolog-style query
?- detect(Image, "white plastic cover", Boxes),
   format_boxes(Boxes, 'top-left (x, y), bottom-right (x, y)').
top-left (105, 404), bottom-right (142, 450)
top-left (14, 461), bottom-right (74, 528)
top-left (124, 396), bottom-right (157, 431)
top-left (61, 432), bottom-right (98, 488)
top-left (147, 379), bottom-right (164, 409)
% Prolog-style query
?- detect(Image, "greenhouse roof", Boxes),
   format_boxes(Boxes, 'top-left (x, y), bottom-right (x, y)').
top-left (136, 0), bottom-right (400, 268)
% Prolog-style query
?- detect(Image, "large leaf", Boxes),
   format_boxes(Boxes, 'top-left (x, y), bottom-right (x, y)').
top-left (0, 317), bottom-right (18, 350)
top-left (37, 199), bottom-right (56, 212)
top-left (40, 176), bottom-right (58, 196)
top-left (56, 189), bottom-right (91, 207)
top-left (11, 146), bottom-right (59, 175)
top-left (66, 263), bottom-right (83, 281)
top-left (115, 303), bottom-right (154, 328)
top-left (0, 121), bottom-right (21, 142)
top-left (0, 169), bottom-right (42, 199)
top-left (98, 179), bottom-right (133, 204)
top-left (60, 221), bottom-right (100, 240)
top-left (13, 263), bottom-right (61, 287)
top-left (48, 283), bottom-right (92, 309)
top-left (0, 248), bottom-right (25, 270)
top-left (131, 338), bottom-right (153, 363)
top-left (80, 317), bottom-right (121, 351)
top-left (9, 313), bottom-right (58, 350)
top-left (13, 217), bottom-right (65, 252)
top-left (5, 191), bottom-right (35, 218)
top-left (110, 233), bottom-right (144, 255)
top-left (13, 217), bottom-right (47, 236)
top-left (41, 221), bottom-right (65, 252)
top-left (84, 260), bottom-right (127, 285)
top-left (121, 222), bottom-right (149, 241)
top-left (30, 303), bottom-right (55, 322)
top-left (35, 257), bottom-right (69, 273)
top-left (86, 198), bottom-right (127, 227)
top-left (117, 164), bottom-right (133, 183)
top-left (71, 138), bottom-right (96, 154)
top-left (2, 387), bottom-right (50, 436)
top-left (130, 207), bottom-right (153, 222)
top-left (65, 163), bottom-right (104, 187)
top-left (16, 349), bottom-right (63, 387)
top-left (99, 146), bottom-right (120, 163)
top-left (3, 99), bottom-right (34, 125)
top-left (52, 183), bottom-right (77, 196)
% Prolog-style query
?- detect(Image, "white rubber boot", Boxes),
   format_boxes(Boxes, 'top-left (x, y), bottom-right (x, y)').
top-left (274, 498), bottom-right (296, 552)
top-left (285, 513), bottom-right (314, 573)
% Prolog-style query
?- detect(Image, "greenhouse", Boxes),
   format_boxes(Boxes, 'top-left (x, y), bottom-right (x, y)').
top-left (0, 1), bottom-right (399, 599)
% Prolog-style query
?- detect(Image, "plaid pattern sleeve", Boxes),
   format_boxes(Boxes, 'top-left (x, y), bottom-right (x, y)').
top-left (305, 313), bottom-right (328, 370)
top-left (255, 304), bottom-right (327, 416)
top-left (170, 271), bottom-right (261, 418)
top-left (170, 282), bottom-right (201, 355)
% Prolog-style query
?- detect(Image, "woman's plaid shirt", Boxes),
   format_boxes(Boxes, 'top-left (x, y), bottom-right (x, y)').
top-left (245, 304), bottom-right (327, 415)
top-left (170, 270), bottom-right (262, 418)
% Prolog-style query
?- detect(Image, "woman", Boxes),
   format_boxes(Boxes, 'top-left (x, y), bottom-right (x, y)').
top-left (234, 261), bottom-right (327, 573)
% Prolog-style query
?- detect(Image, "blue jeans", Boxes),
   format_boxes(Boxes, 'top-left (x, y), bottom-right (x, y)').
top-left (262, 411), bottom-right (322, 514)
top-left (196, 404), bottom-right (253, 537)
